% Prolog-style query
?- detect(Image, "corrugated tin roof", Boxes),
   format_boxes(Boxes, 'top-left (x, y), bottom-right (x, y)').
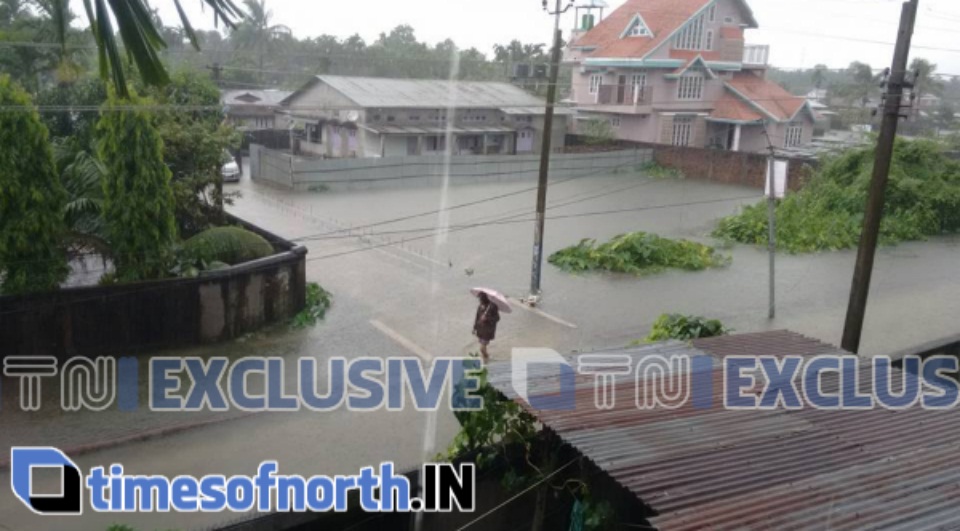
top-left (359, 124), bottom-right (517, 135)
top-left (500, 106), bottom-right (576, 116)
top-left (487, 330), bottom-right (960, 530)
top-left (298, 75), bottom-right (547, 109)
top-left (221, 89), bottom-right (292, 106)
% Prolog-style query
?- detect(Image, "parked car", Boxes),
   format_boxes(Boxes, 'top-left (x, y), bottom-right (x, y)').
top-left (221, 150), bottom-right (241, 183)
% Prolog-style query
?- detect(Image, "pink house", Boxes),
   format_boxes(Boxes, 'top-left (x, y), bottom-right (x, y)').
top-left (566, 0), bottom-right (816, 153)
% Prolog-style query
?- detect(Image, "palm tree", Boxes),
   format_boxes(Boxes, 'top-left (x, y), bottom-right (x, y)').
top-left (910, 58), bottom-right (944, 110)
top-left (231, 0), bottom-right (289, 84)
top-left (811, 64), bottom-right (828, 91)
top-left (49, 0), bottom-right (246, 98)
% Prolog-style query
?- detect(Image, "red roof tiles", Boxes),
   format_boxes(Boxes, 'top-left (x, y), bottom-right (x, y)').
top-left (726, 71), bottom-right (808, 121)
top-left (711, 91), bottom-right (765, 122)
top-left (573, 0), bottom-right (712, 59)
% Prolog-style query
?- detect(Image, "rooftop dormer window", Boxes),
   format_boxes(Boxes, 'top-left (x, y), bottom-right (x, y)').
top-left (621, 14), bottom-right (653, 38)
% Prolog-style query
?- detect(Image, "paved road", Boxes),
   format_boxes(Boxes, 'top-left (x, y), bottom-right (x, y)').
top-left (4, 162), bottom-right (960, 530)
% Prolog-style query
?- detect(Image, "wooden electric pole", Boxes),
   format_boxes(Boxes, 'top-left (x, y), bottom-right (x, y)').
top-left (529, 0), bottom-right (573, 301)
top-left (841, 0), bottom-right (919, 353)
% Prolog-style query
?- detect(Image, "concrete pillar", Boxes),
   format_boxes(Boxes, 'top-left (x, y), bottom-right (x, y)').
top-left (732, 124), bottom-right (742, 151)
top-left (417, 135), bottom-right (425, 156)
top-left (481, 134), bottom-right (488, 155)
top-left (380, 134), bottom-right (385, 157)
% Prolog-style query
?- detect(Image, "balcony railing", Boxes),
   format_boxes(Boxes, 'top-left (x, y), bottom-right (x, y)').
top-left (743, 44), bottom-right (770, 67)
top-left (594, 84), bottom-right (654, 107)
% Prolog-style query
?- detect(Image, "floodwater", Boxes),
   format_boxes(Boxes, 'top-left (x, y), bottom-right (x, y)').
top-left (4, 164), bottom-right (959, 530)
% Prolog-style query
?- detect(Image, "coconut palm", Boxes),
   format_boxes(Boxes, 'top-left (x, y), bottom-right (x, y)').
top-left (910, 58), bottom-right (944, 107)
top-left (48, 0), bottom-right (246, 98)
top-left (230, 0), bottom-right (290, 84)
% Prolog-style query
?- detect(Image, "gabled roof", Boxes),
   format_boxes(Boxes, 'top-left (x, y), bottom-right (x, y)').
top-left (725, 72), bottom-right (812, 122)
top-left (665, 56), bottom-right (719, 79)
top-left (572, 0), bottom-right (758, 60)
top-left (282, 76), bottom-right (546, 109)
top-left (620, 13), bottom-right (654, 38)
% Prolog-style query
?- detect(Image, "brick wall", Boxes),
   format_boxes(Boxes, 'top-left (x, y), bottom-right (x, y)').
top-left (720, 38), bottom-right (744, 63)
top-left (566, 135), bottom-right (816, 191)
top-left (652, 143), bottom-right (813, 190)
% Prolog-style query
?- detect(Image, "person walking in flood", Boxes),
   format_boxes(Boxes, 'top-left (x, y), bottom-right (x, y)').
top-left (473, 292), bottom-right (500, 361)
top-left (470, 287), bottom-right (512, 362)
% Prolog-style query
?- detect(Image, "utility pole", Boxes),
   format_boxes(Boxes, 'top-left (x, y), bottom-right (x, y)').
top-left (761, 123), bottom-right (778, 320)
top-left (767, 156), bottom-right (777, 319)
top-left (841, 0), bottom-right (919, 353)
top-left (529, 0), bottom-right (574, 302)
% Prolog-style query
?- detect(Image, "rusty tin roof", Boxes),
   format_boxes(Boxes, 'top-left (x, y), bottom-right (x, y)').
top-left (487, 330), bottom-right (960, 530)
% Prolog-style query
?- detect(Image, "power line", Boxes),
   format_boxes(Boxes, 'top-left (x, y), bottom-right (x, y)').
top-left (0, 188), bottom-right (761, 315)
top-left (303, 193), bottom-right (760, 263)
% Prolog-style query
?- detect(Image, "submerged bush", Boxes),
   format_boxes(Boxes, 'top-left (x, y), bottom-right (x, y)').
top-left (644, 314), bottom-right (731, 343)
top-left (292, 283), bottom-right (333, 329)
top-left (714, 139), bottom-right (960, 253)
top-left (182, 226), bottom-right (274, 266)
top-left (549, 232), bottom-right (729, 275)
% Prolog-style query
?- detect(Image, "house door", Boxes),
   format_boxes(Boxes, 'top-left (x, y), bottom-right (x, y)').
top-left (517, 129), bottom-right (534, 152)
top-left (617, 75), bottom-right (627, 104)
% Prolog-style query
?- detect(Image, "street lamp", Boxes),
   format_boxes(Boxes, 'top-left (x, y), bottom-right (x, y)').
top-left (529, 0), bottom-right (575, 304)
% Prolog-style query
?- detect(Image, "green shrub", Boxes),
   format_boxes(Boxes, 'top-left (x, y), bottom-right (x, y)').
top-left (644, 313), bottom-right (731, 342)
top-left (182, 227), bottom-right (274, 266)
top-left (640, 162), bottom-right (685, 180)
top-left (291, 283), bottom-right (333, 329)
top-left (549, 232), bottom-right (729, 275)
top-left (714, 138), bottom-right (960, 253)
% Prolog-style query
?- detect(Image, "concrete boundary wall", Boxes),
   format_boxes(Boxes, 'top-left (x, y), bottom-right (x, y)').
top-left (250, 145), bottom-right (653, 191)
top-left (0, 215), bottom-right (307, 358)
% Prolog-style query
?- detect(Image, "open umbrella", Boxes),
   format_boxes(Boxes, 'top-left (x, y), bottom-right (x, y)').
top-left (470, 287), bottom-right (512, 314)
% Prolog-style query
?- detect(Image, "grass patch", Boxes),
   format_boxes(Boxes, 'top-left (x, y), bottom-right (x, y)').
top-left (713, 139), bottom-right (960, 253)
top-left (291, 282), bottom-right (332, 329)
top-left (548, 232), bottom-right (729, 275)
top-left (640, 162), bottom-right (685, 180)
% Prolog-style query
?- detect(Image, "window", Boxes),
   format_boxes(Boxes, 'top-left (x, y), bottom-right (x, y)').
top-left (708, 3), bottom-right (717, 22)
top-left (678, 74), bottom-right (704, 100)
top-left (373, 114), bottom-right (382, 122)
top-left (610, 116), bottom-right (622, 128)
top-left (409, 115), bottom-right (420, 121)
top-left (785, 124), bottom-right (804, 147)
top-left (724, 16), bottom-right (735, 24)
top-left (387, 115), bottom-right (395, 122)
top-left (623, 14), bottom-right (652, 37)
top-left (589, 74), bottom-right (603, 94)
top-left (705, 30), bottom-right (714, 51)
top-left (631, 72), bottom-right (647, 92)
top-left (672, 116), bottom-right (694, 146)
top-left (674, 13), bottom-right (706, 50)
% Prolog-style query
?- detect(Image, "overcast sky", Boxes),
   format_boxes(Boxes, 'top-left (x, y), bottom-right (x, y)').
top-left (82, 0), bottom-right (960, 75)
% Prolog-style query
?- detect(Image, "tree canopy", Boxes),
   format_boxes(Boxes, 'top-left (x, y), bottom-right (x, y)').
top-left (0, 74), bottom-right (69, 294)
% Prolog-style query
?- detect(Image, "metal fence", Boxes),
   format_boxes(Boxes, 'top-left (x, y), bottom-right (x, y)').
top-left (250, 145), bottom-right (653, 191)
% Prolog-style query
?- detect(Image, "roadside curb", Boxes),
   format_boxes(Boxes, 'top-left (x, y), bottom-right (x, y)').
top-left (0, 411), bottom-right (263, 471)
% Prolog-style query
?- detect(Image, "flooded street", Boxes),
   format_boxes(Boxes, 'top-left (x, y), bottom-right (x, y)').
top-left (4, 165), bottom-right (960, 530)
